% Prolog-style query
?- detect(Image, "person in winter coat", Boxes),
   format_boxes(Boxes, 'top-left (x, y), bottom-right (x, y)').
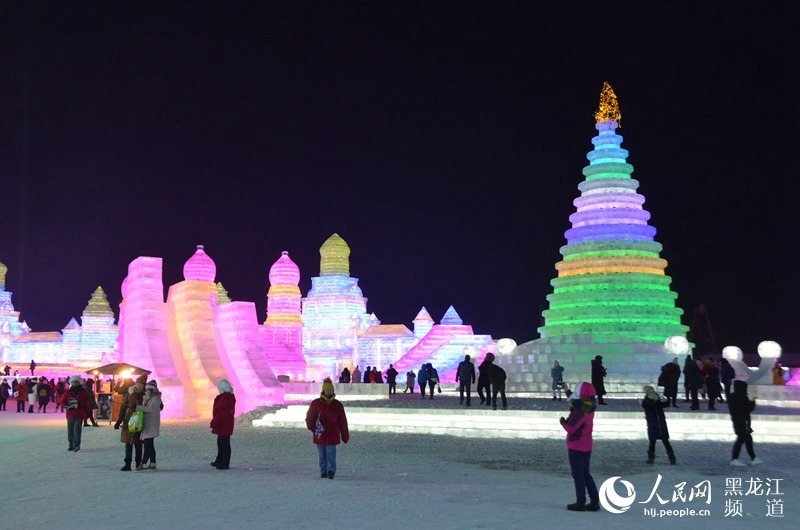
top-left (37, 378), bottom-right (52, 413)
top-left (551, 360), bottom-right (565, 401)
top-left (82, 379), bottom-right (99, 426)
top-left (137, 380), bottom-right (162, 471)
top-left (403, 370), bottom-right (416, 393)
top-left (427, 363), bottom-right (439, 399)
top-left (385, 364), bottom-right (399, 394)
top-left (477, 353), bottom-right (494, 406)
top-left (114, 373), bottom-right (147, 471)
top-left (363, 366), bottom-right (371, 384)
top-left (659, 357), bottom-right (681, 407)
top-left (641, 385), bottom-right (676, 465)
top-left (455, 354), bottom-right (476, 406)
top-left (591, 356), bottom-right (607, 405)
top-left (683, 356), bottom-right (703, 410)
top-left (54, 379), bottom-right (67, 412)
top-left (29, 359), bottom-right (36, 376)
top-left (16, 379), bottom-right (27, 413)
top-left (728, 379), bottom-right (762, 466)
top-left (27, 377), bottom-right (38, 413)
top-left (0, 378), bottom-right (10, 410)
top-left (417, 364), bottom-right (430, 399)
top-left (559, 381), bottom-right (600, 512)
top-left (352, 366), bottom-right (361, 384)
top-left (704, 361), bottom-right (722, 410)
top-left (772, 361), bottom-right (786, 386)
top-left (210, 379), bottom-right (236, 470)
top-left (490, 362), bottom-right (507, 410)
top-left (61, 375), bottom-right (91, 452)
top-left (339, 367), bottom-right (351, 384)
top-left (305, 378), bottom-right (349, 479)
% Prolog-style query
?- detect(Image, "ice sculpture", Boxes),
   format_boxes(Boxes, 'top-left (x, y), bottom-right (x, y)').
top-left (76, 287), bottom-right (118, 361)
top-left (263, 251), bottom-right (307, 380)
top-left (498, 83), bottom-right (689, 392)
top-left (302, 234), bottom-right (372, 376)
top-left (540, 82), bottom-right (687, 342)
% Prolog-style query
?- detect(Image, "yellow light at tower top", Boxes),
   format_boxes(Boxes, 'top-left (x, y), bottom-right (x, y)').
top-left (594, 82), bottom-right (621, 126)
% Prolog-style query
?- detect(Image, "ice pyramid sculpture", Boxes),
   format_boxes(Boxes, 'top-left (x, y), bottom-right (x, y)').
top-left (499, 83), bottom-right (688, 393)
top-left (539, 82), bottom-right (688, 342)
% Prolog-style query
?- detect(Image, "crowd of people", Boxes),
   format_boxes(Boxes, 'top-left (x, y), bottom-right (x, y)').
top-left (1, 352), bottom-right (789, 510)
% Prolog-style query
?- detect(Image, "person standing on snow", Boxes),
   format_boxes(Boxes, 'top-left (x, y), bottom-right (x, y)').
top-left (305, 378), bottom-right (349, 479)
top-left (560, 381), bottom-right (600, 512)
top-left (61, 376), bottom-right (91, 452)
top-left (210, 379), bottom-right (236, 470)
top-left (641, 385), bottom-right (676, 465)
top-left (137, 379), bottom-right (162, 471)
top-left (477, 353), bottom-right (494, 406)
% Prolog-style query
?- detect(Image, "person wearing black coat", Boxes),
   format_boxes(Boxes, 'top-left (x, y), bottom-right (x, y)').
top-left (477, 354), bottom-right (494, 406)
top-left (641, 386), bottom-right (676, 465)
top-left (363, 366), bottom-right (371, 384)
top-left (490, 363), bottom-right (507, 410)
top-left (659, 358), bottom-right (681, 407)
top-left (385, 364), bottom-right (398, 394)
top-left (591, 356), bottom-right (607, 405)
top-left (728, 379), bottom-right (761, 466)
top-left (683, 357), bottom-right (703, 410)
top-left (704, 362), bottom-right (722, 411)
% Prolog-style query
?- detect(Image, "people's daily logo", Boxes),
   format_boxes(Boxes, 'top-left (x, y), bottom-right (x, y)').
top-left (599, 476), bottom-right (636, 513)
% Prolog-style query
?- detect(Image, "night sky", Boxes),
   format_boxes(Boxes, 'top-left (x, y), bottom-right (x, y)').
top-left (0, 2), bottom-right (796, 353)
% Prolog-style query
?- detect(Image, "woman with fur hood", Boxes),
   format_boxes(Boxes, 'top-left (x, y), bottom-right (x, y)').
top-left (210, 379), bottom-right (236, 470)
top-left (137, 379), bottom-right (162, 471)
top-left (305, 378), bottom-right (349, 479)
top-left (559, 381), bottom-right (600, 512)
top-left (114, 373), bottom-right (147, 471)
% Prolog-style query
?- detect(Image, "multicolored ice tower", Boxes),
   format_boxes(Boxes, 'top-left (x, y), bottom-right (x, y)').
top-left (499, 83), bottom-right (688, 392)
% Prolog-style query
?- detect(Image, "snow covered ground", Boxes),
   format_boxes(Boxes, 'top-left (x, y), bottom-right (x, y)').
top-left (1, 395), bottom-right (797, 529)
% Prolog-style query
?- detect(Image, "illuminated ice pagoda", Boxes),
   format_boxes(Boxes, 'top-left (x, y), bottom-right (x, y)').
top-left (497, 83), bottom-right (689, 392)
top-left (1, 259), bottom-right (119, 366)
top-left (301, 234), bottom-right (375, 375)
top-left (263, 251), bottom-right (307, 381)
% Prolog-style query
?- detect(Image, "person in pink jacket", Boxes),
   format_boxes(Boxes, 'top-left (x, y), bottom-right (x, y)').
top-left (560, 381), bottom-right (600, 512)
top-left (305, 378), bottom-right (349, 479)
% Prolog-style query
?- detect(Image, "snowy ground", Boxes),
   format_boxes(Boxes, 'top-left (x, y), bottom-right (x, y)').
top-left (1, 395), bottom-right (797, 529)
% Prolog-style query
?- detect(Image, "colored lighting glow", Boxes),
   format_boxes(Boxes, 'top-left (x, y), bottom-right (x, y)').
top-left (539, 85), bottom-right (687, 343)
top-left (264, 251), bottom-right (307, 380)
top-left (319, 233), bottom-right (350, 277)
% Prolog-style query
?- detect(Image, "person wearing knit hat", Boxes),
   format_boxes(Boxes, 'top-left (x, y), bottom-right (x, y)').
top-left (640, 385), bottom-right (676, 465)
top-left (60, 375), bottom-right (91, 451)
top-left (559, 381), bottom-right (600, 512)
top-left (305, 378), bottom-right (349, 479)
top-left (137, 379), bottom-right (162, 470)
top-left (115, 372), bottom-right (149, 471)
top-left (210, 379), bottom-right (236, 470)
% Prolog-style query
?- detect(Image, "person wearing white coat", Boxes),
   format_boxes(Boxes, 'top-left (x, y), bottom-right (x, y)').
top-left (137, 380), bottom-right (162, 471)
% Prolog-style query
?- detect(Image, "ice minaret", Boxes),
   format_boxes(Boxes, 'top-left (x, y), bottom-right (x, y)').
top-left (498, 83), bottom-right (688, 393)
top-left (263, 251), bottom-right (307, 380)
top-left (539, 82), bottom-right (688, 342)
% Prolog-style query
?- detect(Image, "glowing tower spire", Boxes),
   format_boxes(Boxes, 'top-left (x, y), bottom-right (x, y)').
top-left (539, 83), bottom-right (688, 342)
top-left (263, 251), bottom-right (307, 380)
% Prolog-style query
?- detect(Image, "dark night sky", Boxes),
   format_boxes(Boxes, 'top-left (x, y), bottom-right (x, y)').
top-left (0, 2), bottom-right (796, 353)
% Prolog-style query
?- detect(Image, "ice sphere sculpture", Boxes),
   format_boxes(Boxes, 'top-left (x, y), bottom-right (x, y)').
top-left (183, 245), bottom-right (216, 282)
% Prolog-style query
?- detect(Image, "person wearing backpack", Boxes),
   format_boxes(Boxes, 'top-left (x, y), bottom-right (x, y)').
top-left (60, 376), bottom-right (90, 452)
top-left (37, 378), bottom-right (52, 413)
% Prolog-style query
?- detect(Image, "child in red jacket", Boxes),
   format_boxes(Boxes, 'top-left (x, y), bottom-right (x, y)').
top-left (210, 379), bottom-right (236, 470)
top-left (305, 378), bottom-right (349, 479)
